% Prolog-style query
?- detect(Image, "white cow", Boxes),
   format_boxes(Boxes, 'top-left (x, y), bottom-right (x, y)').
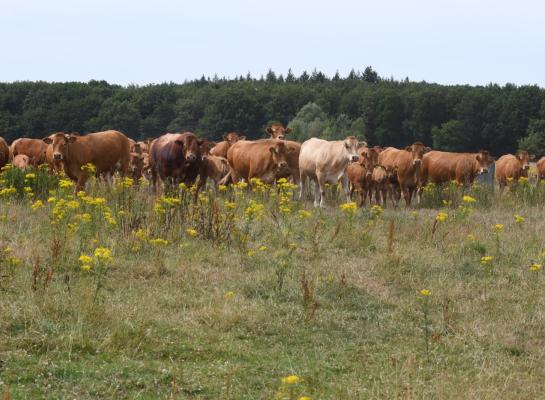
top-left (299, 136), bottom-right (365, 207)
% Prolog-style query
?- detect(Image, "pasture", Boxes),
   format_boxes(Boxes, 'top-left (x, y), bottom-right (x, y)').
top-left (1, 165), bottom-right (545, 399)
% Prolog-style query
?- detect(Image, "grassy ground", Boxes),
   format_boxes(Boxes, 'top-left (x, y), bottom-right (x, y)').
top-left (1, 167), bottom-right (545, 399)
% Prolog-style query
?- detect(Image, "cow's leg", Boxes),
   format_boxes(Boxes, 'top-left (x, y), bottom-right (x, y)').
top-left (341, 174), bottom-right (350, 203)
top-left (313, 178), bottom-right (322, 207)
top-left (298, 172), bottom-right (306, 202)
top-left (75, 172), bottom-right (88, 193)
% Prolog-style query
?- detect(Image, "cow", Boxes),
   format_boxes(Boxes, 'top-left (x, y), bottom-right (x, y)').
top-left (276, 140), bottom-right (302, 184)
top-left (43, 130), bottom-right (130, 192)
top-left (210, 132), bottom-right (245, 158)
top-left (10, 138), bottom-right (48, 166)
top-left (226, 139), bottom-right (294, 185)
top-left (45, 144), bottom-right (64, 173)
top-left (266, 124), bottom-right (292, 140)
top-left (202, 155), bottom-right (230, 187)
top-left (346, 146), bottom-right (380, 206)
top-left (495, 150), bottom-right (534, 191)
top-left (537, 156), bottom-right (545, 183)
top-left (421, 150), bottom-right (491, 186)
top-left (149, 132), bottom-right (206, 193)
top-left (299, 137), bottom-right (364, 207)
top-left (0, 137), bottom-right (9, 169)
top-left (12, 154), bottom-right (31, 170)
top-left (378, 142), bottom-right (430, 207)
top-left (129, 151), bottom-right (145, 181)
top-left (137, 139), bottom-right (151, 154)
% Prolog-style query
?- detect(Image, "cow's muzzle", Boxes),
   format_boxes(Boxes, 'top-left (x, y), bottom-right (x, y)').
top-left (277, 135), bottom-right (285, 140)
top-left (186, 154), bottom-right (197, 162)
top-left (351, 155), bottom-right (359, 162)
top-left (53, 153), bottom-right (63, 160)
top-left (523, 165), bottom-right (530, 170)
top-left (278, 161), bottom-right (288, 170)
top-left (413, 159), bottom-right (421, 165)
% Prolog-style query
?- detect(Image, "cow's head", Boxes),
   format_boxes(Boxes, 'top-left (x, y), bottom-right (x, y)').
top-left (517, 150), bottom-right (533, 171)
top-left (359, 146), bottom-right (379, 177)
top-left (475, 150), bottom-right (491, 174)
top-left (174, 134), bottom-right (202, 163)
top-left (129, 152), bottom-right (145, 177)
top-left (198, 139), bottom-right (216, 160)
top-left (269, 141), bottom-right (293, 170)
top-left (345, 137), bottom-right (367, 163)
top-left (405, 142), bottom-right (429, 166)
top-left (266, 124), bottom-right (292, 140)
top-left (43, 132), bottom-right (77, 161)
top-left (223, 132), bottom-right (245, 144)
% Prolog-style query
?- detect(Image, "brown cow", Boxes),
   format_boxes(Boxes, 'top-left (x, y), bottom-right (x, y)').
top-left (346, 147), bottom-right (380, 206)
top-left (137, 139), bottom-right (151, 153)
top-left (202, 155), bottom-right (230, 186)
top-left (421, 150), bottom-right (491, 186)
top-left (149, 132), bottom-right (206, 192)
top-left (378, 142), bottom-right (430, 207)
top-left (10, 138), bottom-right (48, 166)
top-left (0, 137), bottom-right (9, 169)
top-left (45, 143), bottom-right (64, 173)
top-left (537, 157), bottom-right (545, 183)
top-left (43, 130), bottom-right (130, 192)
top-left (495, 150), bottom-right (534, 191)
top-left (12, 154), bottom-right (31, 170)
top-left (210, 132), bottom-right (245, 158)
top-left (266, 124), bottom-right (292, 140)
top-left (227, 139), bottom-right (294, 185)
top-left (275, 140), bottom-right (301, 184)
top-left (129, 152), bottom-right (145, 181)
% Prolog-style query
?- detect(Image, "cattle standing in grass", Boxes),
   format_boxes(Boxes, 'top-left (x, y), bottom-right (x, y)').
top-left (0, 137), bottom-right (9, 169)
top-left (10, 138), bottom-right (48, 166)
top-left (210, 132), bottom-right (245, 158)
top-left (226, 139), bottom-right (294, 185)
top-left (495, 150), bottom-right (534, 191)
top-left (12, 154), bottom-right (31, 170)
top-left (266, 124), bottom-right (292, 140)
top-left (43, 130), bottom-right (130, 192)
top-left (378, 142), bottom-right (430, 207)
top-left (371, 165), bottom-right (395, 206)
top-left (202, 155), bottom-right (230, 187)
top-left (421, 150), bottom-right (491, 186)
top-left (276, 140), bottom-right (301, 184)
top-left (299, 137), bottom-right (364, 207)
top-left (537, 157), bottom-right (545, 183)
top-left (45, 144), bottom-right (64, 173)
top-left (149, 132), bottom-right (206, 193)
top-left (346, 146), bottom-right (379, 206)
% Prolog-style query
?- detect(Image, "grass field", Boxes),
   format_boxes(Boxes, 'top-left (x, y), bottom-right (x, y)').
top-left (2, 165), bottom-right (545, 399)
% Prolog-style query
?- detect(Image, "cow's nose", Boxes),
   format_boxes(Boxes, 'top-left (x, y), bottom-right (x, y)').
top-left (277, 135), bottom-right (285, 140)
top-left (366, 171), bottom-right (372, 177)
top-left (413, 159), bottom-right (421, 165)
top-left (351, 155), bottom-right (359, 162)
top-left (278, 161), bottom-right (288, 169)
top-left (53, 153), bottom-right (62, 160)
top-left (524, 165), bottom-right (530, 170)
top-left (481, 168), bottom-right (488, 174)
top-left (186, 154), bottom-right (197, 162)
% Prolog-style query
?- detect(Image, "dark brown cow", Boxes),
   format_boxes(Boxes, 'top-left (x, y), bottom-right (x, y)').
top-left (378, 142), bottom-right (430, 206)
top-left (421, 150), bottom-right (491, 186)
top-left (10, 138), bottom-right (48, 166)
top-left (227, 139), bottom-right (294, 185)
top-left (149, 132), bottom-right (206, 192)
top-left (495, 150), bottom-right (534, 191)
top-left (43, 130), bottom-right (130, 192)
top-left (0, 137), bottom-right (9, 169)
top-left (266, 124), bottom-right (292, 140)
top-left (537, 156), bottom-right (545, 183)
top-left (210, 132), bottom-right (245, 158)
top-left (346, 147), bottom-right (380, 206)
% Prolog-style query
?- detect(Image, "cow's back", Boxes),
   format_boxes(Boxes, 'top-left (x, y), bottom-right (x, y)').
top-left (11, 138), bottom-right (47, 165)
top-left (495, 154), bottom-right (520, 184)
top-left (0, 137), bottom-right (9, 168)
top-left (537, 157), bottom-right (545, 179)
top-left (423, 151), bottom-right (460, 184)
top-left (210, 141), bottom-right (230, 158)
top-left (70, 130), bottom-right (130, 173)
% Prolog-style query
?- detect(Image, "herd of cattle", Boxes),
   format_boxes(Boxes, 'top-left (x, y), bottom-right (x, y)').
top-left (0, 124), bottom-right (543, 207)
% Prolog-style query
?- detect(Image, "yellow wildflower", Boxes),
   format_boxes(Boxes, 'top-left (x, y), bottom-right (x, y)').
top-left (299, 397), bottom-right (311, 400)
top-left (281, 375), bottom-right (301, 385)
top-left (224, 291), bottom-right (235, 300)
top-left (122, 177), bottom-right (134, 188)
top-left (514, 214), bottom-right (524, 224)
top-left (298, 209), bottom-right (312, 219)
top-left (480, 255), bottom-right (493, 265)
top-left (186, 228), bottom-right (198, 237)
top-left (519, 176), bottom-right (528, 184)
top-left (339, 202), bottom-right (358, 214)
top-left (462, 195), bottom-right (476, 203)
top-left (59, 179), bottom-right (74, 189)
top-left (149, 238), bottom-right (169, 246)
top-left (247, 250), bottom-right (255, 257)
top-left (81, 264), bottom-right (92, 271)
top-left (530, 263), bottom-right (542, 272)
top-left (81, 163), bottom-right (96, 174)
top-left (225, 201), bottom-right (236, 210)
top-left (436, 212), bottom-right (448, 222)
top-left (78, 254), bottom-right (93, 264)
top-left (259, 245), bottom-right (268, 251)
top-left (493, 224), bottom-right (504, 232)
top-left (419, 289), bottom-right (431, 297)
top-left (467, 234), bottom-right (476, 241)
top-left (25, 172), bottom-right (36, 180)
top-left (370, 204), bottom-right (384, 217)
top-left (94, 247), bottom-right (113, 263)
top-left (31, 200), bottom-right (44, 211)
top-left (218, 184), bottom-right (228, 192)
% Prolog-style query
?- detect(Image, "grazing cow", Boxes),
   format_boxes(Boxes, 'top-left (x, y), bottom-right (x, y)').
top-left (371, 165), bottom-right (396, 206)
top-left (129, 151), bottom-right (145, 181)
top-left (10, 138), bottom-right (48, 166)
top-left (0, 137), bottom-right (9, 169)
top-left (421, 150), bottom-right (491, 186)
top-left (210, 132), bottom-right (245, 158)
top-left (299, 137), bottom-right (364, 207)
top-left (346, 147), bottom-right (380, 206)
top-left (137, 139), bottom-right (151, 154)
top-left (276, 140), bottom-right (302, 184)
top-left (226, 139), bottom-right (294, 185)
top-left (537, 157), bottom-right (545, 183)
top-left (266, 124), bottom-right (292, 140)
top-left (149, 132), bottom-right (206, 192)
top-left (12, 154), bottom-right (31, 170)
top-left (43, 130), bottom-right (130, 192)
top-left (378, 142), bottom-right (430, 207)
top-left (495, 150), bottom-right (534, 191)
top-left (203, 155), bottom-right (230, 186)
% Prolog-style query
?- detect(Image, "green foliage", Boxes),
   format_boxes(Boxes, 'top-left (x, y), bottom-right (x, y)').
top-left (519, 119), bottom-right (545, 157)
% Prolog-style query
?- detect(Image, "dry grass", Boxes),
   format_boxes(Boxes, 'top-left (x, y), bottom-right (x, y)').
top-left (1, 170), bottom-right (545, 399)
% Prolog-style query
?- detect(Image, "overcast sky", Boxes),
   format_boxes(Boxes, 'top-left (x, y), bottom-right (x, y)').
top-left (1, 0), bottom-right (544, 86)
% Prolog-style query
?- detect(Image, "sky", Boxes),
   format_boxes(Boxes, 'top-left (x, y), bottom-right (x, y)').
top-left (1, 0), bottom-right (544, 86)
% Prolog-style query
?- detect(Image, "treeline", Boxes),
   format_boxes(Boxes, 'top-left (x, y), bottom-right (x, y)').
top-left (1, 67), bottom-right (545, 156)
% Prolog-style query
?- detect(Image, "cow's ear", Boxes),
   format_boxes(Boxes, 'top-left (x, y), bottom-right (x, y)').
top-left (266, 127), bottom-right (273, 134)
top-left (424, 147), bottom-right (431, 153)
top-left (239, 136), bottom-right (246, 141)
top-left (405, 146), bottom-right (412, 152)
top-left (476, 154), bottom-right (482, 162)
top-left (175, 139), bottom-right (184, 147)
top-left (197, 138), bottom-right (205, 146)
top-left (516, 154), bottom-right (521, 161)
top-left (67, 135), bottom-right (78, 143)
top-left (358, 141), bottom-right (367, 148)
top-left (43, 137), bottom-right (52, 144)
top-left (285, 127), bottom-right (292, 134)
top-left (222, 134), bottom-right (229, 141)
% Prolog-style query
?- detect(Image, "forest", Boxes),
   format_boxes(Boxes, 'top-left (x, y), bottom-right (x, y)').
top-left (1, 67), bottom-right (545, 156)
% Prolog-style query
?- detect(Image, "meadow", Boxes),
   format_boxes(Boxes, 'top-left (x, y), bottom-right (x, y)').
top-left (1, 165), bottom-right (545, 399)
